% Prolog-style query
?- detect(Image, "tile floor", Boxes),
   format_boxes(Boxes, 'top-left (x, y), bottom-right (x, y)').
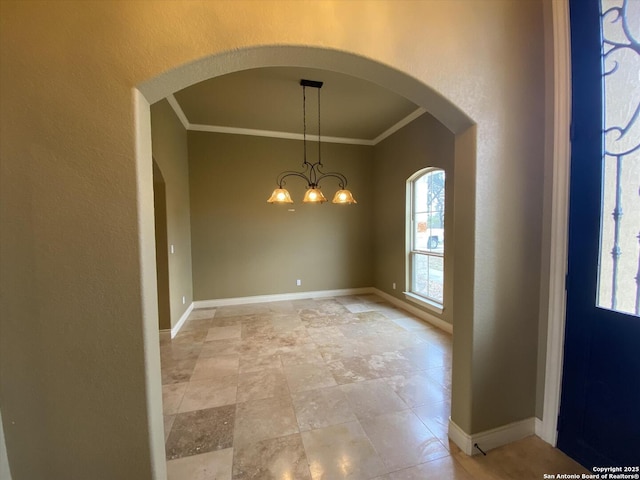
top-left (160, 294), bottom-right (588, 480)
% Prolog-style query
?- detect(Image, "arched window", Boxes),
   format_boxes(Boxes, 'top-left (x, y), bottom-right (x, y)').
top-left (407, 168), bottom-right (445, 310)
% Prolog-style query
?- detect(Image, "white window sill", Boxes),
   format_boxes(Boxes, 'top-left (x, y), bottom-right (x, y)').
top-left (403, 292), bottom-right (443, 315)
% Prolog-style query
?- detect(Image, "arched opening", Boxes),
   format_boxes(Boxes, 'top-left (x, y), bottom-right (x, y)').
top-left (135, 45), bottom-right (477, 470)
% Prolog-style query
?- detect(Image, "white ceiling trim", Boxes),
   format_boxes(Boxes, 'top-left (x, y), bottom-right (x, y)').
top-left (188, 123), bottom-right (374, 146)
top-left (166, 94), bottom-right (423, 146)
top-left (167, 94), bottom-right (190, 129)
top-left (372, 108), bottom-right (426, 144)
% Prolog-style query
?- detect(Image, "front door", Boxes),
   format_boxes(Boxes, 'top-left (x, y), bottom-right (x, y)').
top-left (558, 0), bottom-right (640, 469)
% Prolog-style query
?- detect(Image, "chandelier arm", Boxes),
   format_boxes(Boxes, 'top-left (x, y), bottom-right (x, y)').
top-left (316, 171), bottom-right (348, 190)
top-left (276, 171), bottom-right (312, 188)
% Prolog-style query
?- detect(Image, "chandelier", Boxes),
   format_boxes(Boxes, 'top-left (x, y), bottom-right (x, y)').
top-left (267, 79), bottom-right (357, 205)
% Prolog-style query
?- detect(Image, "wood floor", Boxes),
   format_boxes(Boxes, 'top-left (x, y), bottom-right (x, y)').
top-left (447, 436), bottom-right (589, 480)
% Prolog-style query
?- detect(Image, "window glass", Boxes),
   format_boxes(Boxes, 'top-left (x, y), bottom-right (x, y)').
top-left (597, 0), bottom-right (640, 316)
top-left (409, 169), bottom-right (445, 305)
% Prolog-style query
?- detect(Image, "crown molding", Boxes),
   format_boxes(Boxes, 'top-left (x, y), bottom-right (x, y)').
top-left (166, 94), bottom-right (423, 146)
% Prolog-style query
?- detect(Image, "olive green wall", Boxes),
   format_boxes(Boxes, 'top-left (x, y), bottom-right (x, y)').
top-left (373, 113), bottom-right (455, 325)
top-left (152, 161), bottom-right (171, 331)
top-left (188, 131), bottom-right (374, 299)
top-left (151, 100), bottom-right (193, 329)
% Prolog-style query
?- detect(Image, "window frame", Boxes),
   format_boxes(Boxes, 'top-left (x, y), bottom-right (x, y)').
top-left (404, 167), bottom-right (445, 313)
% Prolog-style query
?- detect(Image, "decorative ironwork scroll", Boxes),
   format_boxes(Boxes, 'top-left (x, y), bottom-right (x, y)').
top-left (598, 0), bottom-right (640, 316)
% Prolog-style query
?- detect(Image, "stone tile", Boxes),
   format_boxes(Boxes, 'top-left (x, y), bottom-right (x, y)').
top-left (368, 305), bottom-right (408, 319)
top-left (412, 401), bottom-right (452, 450)
top-left (291, 385), bottom-right (357, 432)
top-left (241, 319), bottom-right (275, 339)
top-left (362, 331), bottom-right (425, 353)
top-left (265, 332), bottom-right (313, 351)
top-left (167, 448), bottom-right (233, 480)
top-left (313, 300), bottom-right (350, 315)
top-left (412, 329), bottom-right (452, 350)
top-left (388, 456), bottom-right (474, 480)
top-left (424, 366), bottom-right (452, 391)
top-left (337, 319), bottom-right (387, 339)
top-left (355, 311), bottom-right (392, 323)
top-left (179, 376), bottom-right (238, 412)
top-left (355, 294), bottom-right (386, 304)
top-left (210, 315), bottom-right (246, 327)
top-left (200, 339), bottom-right (242, 357)
top-left (333, 295), bottom-right (362, 305)
top-left (391, 316), bottom-right (432, 331)
top-left (267, 300), bottom-right (296, 314)
top-left (181, 318), bottom-right (215, 332)
top-left (165, 405), bottom-right (235, 460)
top-left (188, 308), bottom-right (217, 321)
top-left (215, 304), bottom-right (271, 317)
top-left (190, 354), bottom-right (240, 380)
top-left (278, 344), bottom-right (325, 365)
top-left (305, 325), bottom-right (345, 339)
top-left (206, 325), bottom-right (242, 341)
top-left (172, 329), bottom-right (209, 346)
top-left (300, 421), bottom-right (387, 480)
top-left (400, 345), bottom-right (448, 370)
top-left (345, 303), bottom-right (375, 313)
top-left (270, 313), bottom-right (304, 332)
top-left (328, 356), bottom-right (379, 384)
top-left (237, 367), bottom-right (289, 403)
top-left (234, 395), bottom-right (299, 447)
top-left (283, 362), bottom-right (338, 393)
top-left (328, 349), bottom-right (418, 384)
top-left (232, 433), bottom-right (311, 480)
top-left (360, 410), bottom-right (449, 471)
top-left (367, 351), bottom-right (417, 377)
top-left (159, 330), bottom-right (172, 347)
top-left (317, 339), bottom-right (370, 362)
top-left (386, 372), bottom-right (449, 408)
top-left (162, 382), bottom-right (188, 415)
top-left (238, 352), bottom-right (282, 374)
top-left (164, 415), bottom-right (176, 442)
top-left (340, 379), bottom-right (409, 420)
top-left (161, 344), bottom-right (201, 363)
top-left (161, 357), bottom-right (198, 385)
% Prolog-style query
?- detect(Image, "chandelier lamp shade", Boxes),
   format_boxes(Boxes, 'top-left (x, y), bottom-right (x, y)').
top-left (267, 79), bottom-right (357, 205)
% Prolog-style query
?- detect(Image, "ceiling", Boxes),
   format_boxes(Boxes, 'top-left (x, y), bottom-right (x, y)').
top-left (170, 66), bottom-right (422, 145)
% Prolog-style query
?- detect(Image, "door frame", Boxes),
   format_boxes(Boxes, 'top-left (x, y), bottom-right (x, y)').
top-left (540, 0), bottom-right (572, 446)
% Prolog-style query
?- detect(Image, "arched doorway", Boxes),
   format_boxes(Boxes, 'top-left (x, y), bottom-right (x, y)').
top-left (135, 44), bottom-right (476, 468)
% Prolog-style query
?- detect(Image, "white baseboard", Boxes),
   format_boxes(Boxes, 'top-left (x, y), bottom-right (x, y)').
top-left (448, 417), bottom-right (536, 456)
top-left (192, 287), bottom-right (373, 309)
top-left (372, 288), bottom-right (453, 334)
top-left (183, 287), bottom-right (452, 338)
top-left (171, 302), bottom-right (194, 338)
top-left (535, 417), bottom-right (544, 437)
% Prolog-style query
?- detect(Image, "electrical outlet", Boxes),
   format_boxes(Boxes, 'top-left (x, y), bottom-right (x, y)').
top-left (296, 279), bottom-right (301, 286)
top-left (182, 296), bottom-right (186, 305)
top-left (392, 282), bottom-right (396, 290)
top-left (170, 245), bottom-right (175, 254)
